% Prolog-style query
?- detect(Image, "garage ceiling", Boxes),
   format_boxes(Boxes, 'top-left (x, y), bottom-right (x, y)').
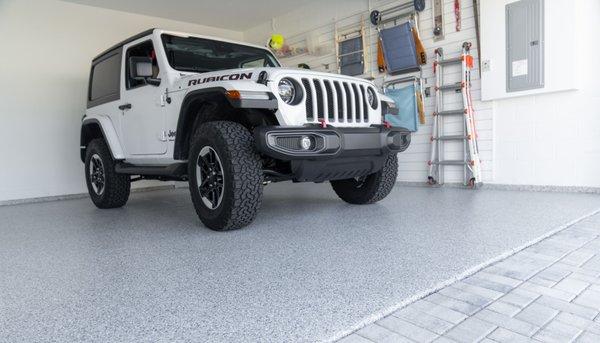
top-left (62, 0), bottom-right (324, 31)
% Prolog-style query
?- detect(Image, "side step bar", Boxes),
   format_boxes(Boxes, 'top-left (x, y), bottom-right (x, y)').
top-left (115, 162), bottom-right (187, 177)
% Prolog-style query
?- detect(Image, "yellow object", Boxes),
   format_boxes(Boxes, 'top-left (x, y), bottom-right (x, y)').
top-left (416, 91), bottom-right (426, 124)
top-left (269, 34), bottom-right (285, 50)
top-left (377, 38), bottom-right (386, 72)
top-left (412, 28), bottom-right (427, 65)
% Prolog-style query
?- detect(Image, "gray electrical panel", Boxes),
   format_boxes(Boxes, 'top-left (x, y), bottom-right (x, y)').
top-left (506, 0), bottom-right (544, 92)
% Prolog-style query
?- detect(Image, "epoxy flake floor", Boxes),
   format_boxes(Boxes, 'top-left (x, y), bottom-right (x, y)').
top-left (1, 184), bottom-right (600, 342)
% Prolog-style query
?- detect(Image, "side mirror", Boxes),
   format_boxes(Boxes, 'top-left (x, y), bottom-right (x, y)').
top-left (128, 56), bottom-right (161, 86)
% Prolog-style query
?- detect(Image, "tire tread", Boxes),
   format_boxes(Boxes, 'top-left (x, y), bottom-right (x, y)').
top-left (188, 121), bottom-right (263, 230)
top-left (331, 153), bottom-right (398, 204)
top-left (85, 138), bottom-right (130, 208)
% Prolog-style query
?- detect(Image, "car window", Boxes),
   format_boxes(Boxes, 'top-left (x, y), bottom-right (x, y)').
top-left (89, 51), bottom-right (121, 102)
top-left (241, 58), bottom-right (266, 68)
top-left (161, 34), bottom-right (279, 73)
top-left (125, 40), bottom-right (159, 90)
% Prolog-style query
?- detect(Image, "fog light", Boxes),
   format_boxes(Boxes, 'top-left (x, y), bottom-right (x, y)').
top-left (300, 136), bottom-right (313, 150)
top-left (387, 131), bottom-right (411, 152)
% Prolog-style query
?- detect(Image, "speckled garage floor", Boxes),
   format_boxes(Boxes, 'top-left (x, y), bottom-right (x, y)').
top-left (1, 184), bottom-right (600, 342)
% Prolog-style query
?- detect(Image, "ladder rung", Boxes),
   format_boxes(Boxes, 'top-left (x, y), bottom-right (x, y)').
top-left (433, 160), bottom-right (468, 166)
top-left (438, 83), bottom-right (463, 91)
top-left (437, 109), bottom-right (465, 116)
top-left (438, 57), bottom-right (462, 65)
top-left (435, 135), bottom-right (467, 141)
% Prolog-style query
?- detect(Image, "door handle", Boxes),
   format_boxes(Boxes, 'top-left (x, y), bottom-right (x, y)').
top-left (118, 103), bottom-right (132, 110)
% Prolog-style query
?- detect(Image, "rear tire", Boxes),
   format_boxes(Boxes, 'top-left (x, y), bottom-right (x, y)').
top-left (84, 138), bottom-right (130, 208)
top-left (331, 153), bottom-right (398, 204)
top-left (188, 121), bottom-right (263, 230)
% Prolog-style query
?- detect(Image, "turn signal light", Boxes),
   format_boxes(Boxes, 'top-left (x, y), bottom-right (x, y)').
top-left (225, 90), bottom-right (241, 100)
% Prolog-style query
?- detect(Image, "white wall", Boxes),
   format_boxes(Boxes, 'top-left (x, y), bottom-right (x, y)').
top-left (489, 0), bottom-right (600, 187)
top-left (480, 0), bottom-right (579, 101)
top-left (244, 0), bottom-right (493, 184)
top-left (0, 0), bottom-right (242, 202)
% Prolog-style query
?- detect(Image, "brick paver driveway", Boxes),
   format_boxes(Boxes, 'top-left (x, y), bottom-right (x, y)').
top-left (339, 212), bottom-right (600, 343)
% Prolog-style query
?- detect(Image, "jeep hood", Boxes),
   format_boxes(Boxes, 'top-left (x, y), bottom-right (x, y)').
top-left (175, 67), bottom-right (376, 91)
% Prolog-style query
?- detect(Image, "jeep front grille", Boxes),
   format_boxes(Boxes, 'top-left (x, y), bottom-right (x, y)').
top-left (300, 78), bottom-right (370, 124)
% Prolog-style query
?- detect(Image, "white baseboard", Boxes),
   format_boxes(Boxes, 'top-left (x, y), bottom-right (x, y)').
top-left (0, 185), bottom-right (176, 207)
top-left (396, 181), bottom-right (600, 194)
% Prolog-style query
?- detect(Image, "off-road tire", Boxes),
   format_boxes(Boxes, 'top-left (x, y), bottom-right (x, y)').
top-left (188, 121), bottom-right (263, 230)
top-left (331, 153), bottom-right (398, 204)
top-left (85, 138), bottom-right (130, 208)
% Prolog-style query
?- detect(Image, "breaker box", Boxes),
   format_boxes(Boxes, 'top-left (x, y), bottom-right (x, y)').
top-left (506, 0), bottom-right (544, 92)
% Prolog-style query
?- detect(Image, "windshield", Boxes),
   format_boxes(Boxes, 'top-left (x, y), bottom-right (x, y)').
top-left (161, 34), bottom-right (280, 73)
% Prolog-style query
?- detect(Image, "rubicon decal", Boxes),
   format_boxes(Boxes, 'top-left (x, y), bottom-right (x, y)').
top-left (188, 72), bottom-right (253, 86)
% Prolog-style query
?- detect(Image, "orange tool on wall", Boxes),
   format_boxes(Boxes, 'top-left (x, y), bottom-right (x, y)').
top-left (377, 38), bottom-right (387, 72)
top-left (411, 25), bottom-right (427, 65)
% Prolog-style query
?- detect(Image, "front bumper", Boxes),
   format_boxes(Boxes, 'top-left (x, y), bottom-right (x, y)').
top-left (254, 125), bottom-right (411, 182)
top-left (254, 125), bottom-right (411, 160)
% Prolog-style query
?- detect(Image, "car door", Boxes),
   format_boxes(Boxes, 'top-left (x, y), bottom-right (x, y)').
top-left (118, 38), bottom-right (167, 156)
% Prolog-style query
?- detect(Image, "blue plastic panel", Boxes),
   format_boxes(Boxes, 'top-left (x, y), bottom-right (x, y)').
top-left (384, 85), bottom-right (418, 132)
top-left (380, 23), bottom-right (419, 75)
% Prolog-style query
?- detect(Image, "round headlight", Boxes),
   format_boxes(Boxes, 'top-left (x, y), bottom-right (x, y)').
top-left (278, 79), bottom-right (296, 104)
top-left (367, 87), bottom-right (378, 109)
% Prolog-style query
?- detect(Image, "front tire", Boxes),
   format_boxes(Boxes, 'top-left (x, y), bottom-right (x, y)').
top-left (331, 153), bottom-right (398, 204)
top-left (84, 138), bottom-right (130, 208)
top-left (188, 121), bottom-right (263, 230)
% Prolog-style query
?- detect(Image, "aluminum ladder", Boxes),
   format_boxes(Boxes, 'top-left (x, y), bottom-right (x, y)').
top-left (427, 42), bottom-right (482, 187)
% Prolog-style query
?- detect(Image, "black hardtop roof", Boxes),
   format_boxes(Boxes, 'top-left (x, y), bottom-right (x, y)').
top-left (92, 28), bottom-right (156, 62)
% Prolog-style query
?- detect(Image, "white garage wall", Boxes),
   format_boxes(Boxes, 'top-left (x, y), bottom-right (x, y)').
top-left (0, 0), bottom-right (242, 203)
top-left (484, 0), bottom-right (600, 188)
top-left (243, 0), bottom-right (493, 184)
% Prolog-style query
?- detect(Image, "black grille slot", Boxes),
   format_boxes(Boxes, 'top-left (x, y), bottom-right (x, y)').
top-left (343, 82), bottom-right (353, 122)
top-left (351, 83), bottom-right (361, 122)
top-left (323, 80), bottom-right (334, 120)
top-left (360, 85), bottom-right (368, 122)
top-left (301, 78), bottom-right (313, 121)
top-left (276, 136), bottom-right (301, 150)
top-left (313, 79), bottom-right (324, 120)
top-left (333, 81), bottom-right (344, 122)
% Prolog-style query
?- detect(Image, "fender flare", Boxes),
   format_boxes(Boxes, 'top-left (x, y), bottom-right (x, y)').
top-left (173, 88), bottom-right (228, 160)
top-left (173, 86), bottom-right (279, 160)
top-left (81, 117), bottom-right (125, 161)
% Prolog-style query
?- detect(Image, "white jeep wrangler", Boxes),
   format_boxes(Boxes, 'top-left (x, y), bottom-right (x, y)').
top-left (81, 29), bottom-right (411, 230)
